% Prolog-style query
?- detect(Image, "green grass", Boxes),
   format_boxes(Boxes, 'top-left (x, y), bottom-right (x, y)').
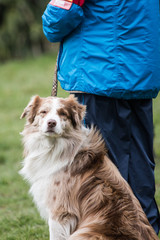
top-left (0, 54), bottom-right (160, 239)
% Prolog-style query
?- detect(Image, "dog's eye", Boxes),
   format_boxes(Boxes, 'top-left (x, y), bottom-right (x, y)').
top-left (61, 112), bottom-right (67, 116)
top-left (59, 110), bottom-right (68, 117)
top-left (57, 108), bottom-right (69, 118)
top-left (40, 110), bottom-right (47, 114)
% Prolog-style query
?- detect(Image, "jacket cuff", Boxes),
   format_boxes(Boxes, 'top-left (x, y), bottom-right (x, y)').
top-left (42, 2), bottom-right (84, 42)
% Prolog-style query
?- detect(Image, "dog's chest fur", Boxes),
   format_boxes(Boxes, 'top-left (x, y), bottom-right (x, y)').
top-left (30, 164), bottom-right (80, 221)
top-left (20, 136), bottom-right (81, 220)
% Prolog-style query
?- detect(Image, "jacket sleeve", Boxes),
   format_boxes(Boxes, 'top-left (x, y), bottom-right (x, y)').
top-left (42, 0), bottom-right (84, 42)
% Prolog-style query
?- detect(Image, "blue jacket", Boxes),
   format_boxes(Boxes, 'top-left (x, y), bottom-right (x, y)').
top-left (42, 0), bottom-right (160, 99)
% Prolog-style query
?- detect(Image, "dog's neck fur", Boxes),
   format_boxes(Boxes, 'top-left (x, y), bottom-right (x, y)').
top-left (20, 125), bottom-right (89, 184)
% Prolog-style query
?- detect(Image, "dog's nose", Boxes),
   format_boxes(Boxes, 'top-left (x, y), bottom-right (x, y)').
top-left (47, 119), bottom-right (57, 128)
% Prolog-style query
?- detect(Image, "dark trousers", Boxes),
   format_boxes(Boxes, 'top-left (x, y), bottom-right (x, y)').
top-left (75, 93), bottom-right (160, 234)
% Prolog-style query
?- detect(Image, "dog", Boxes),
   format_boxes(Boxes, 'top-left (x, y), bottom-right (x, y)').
top-left (20, 95), bottom-right (159, 240)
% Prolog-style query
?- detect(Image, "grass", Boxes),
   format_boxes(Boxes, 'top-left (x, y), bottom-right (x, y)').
top-left (0, 54), bottom-right (160, 239)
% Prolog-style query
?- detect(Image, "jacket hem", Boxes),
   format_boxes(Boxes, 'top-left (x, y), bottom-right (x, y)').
top-left (59, 81), bottom-right (159, 99)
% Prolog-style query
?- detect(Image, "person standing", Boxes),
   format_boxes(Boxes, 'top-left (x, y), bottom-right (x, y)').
top-left (42, 0), bottom-right (160, 234)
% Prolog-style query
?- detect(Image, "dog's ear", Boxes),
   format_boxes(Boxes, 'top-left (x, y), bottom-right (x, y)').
top-left (67, 95), bottom-right (86, 128)
top-left (20, 95), bottom-right (41, 123)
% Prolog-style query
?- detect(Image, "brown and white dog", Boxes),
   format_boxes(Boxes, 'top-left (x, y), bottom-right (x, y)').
top-left (20, 95), bottom-right (158, 240)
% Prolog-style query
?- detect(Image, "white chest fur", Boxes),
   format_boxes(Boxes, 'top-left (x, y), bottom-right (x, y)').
top-left (19, 137), bottom-right (71, 220)
top-left (29, 177), bottom-right (51, 220)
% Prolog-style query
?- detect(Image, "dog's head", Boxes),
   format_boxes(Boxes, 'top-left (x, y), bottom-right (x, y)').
top-left (20, 95), bottom-right (86, 137)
